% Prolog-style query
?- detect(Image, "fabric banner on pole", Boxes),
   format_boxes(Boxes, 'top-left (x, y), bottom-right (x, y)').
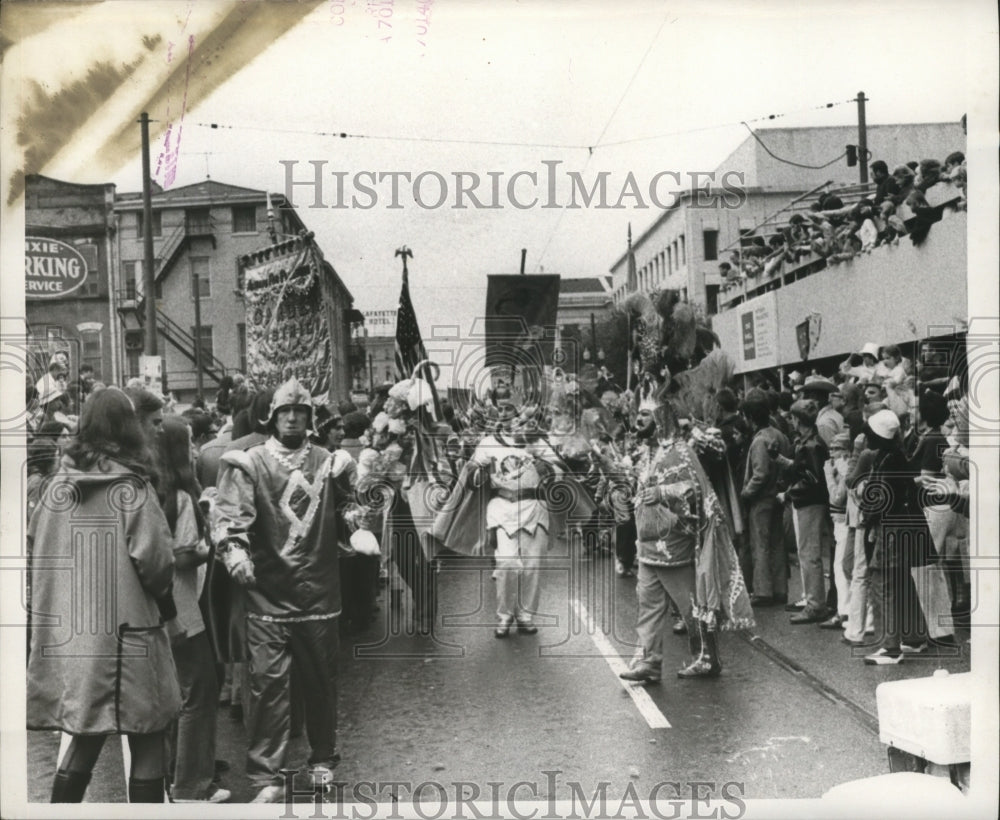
top-left (243, 237), bottom-right (331, 402)
top-left (484, 274), bottom-right (561, 405)
top-left (484, 274), bottom-right (561, 367)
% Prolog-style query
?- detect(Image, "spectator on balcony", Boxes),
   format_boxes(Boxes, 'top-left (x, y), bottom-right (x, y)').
top-left (889, 164), bottom-right (916, 209)
top-left (871, 160), bottom-right (900, 211)
top-left (741, 237), bottom-right (768, 278)
top-left (811, 191), bottom-right (845, 213)
top-left (783, 214), bottom-right (812, 261)
top-left (944, 151), bottom-right (967, 207)
top-left (853, 200), bottom-right (879, 252)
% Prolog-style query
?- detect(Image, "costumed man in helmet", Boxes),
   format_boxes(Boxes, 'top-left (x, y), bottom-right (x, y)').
top-left (211, 377), bottom-right (350, 803)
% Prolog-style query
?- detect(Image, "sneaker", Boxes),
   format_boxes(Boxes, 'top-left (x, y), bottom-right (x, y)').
top-left (250, 785), bottom-right (285, 803)
top-left (790, 609), bottom-right (826, 624)
top-left (863, 647), bottom-right (904, 665)
top-left (172, 787), bottom-right (232, 803)
top-left (515, 620), bottom-right (538, 635)
top-left (784, 598), bottom-right (807, 612)
top-left (311, 763), bottom-right (338, 792)
top-left (818, 615), bottom-right (845, 630)
top-left (900, 642), bottom-right (928, 654)
top-left (615, 559), bottom-right (627, 577)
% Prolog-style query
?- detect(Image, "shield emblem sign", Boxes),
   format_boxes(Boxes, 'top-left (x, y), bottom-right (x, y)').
top-left (808, 313), bottom-right (822, 355)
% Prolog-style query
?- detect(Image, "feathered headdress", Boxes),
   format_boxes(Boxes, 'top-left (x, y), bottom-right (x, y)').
top-left (624, 289), bottom-right (726, 423)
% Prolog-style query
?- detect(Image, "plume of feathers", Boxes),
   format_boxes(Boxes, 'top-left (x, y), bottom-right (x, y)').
top-left (668, 348), bottom-right (735, 424)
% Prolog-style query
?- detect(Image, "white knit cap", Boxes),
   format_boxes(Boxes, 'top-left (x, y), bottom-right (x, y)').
top-left (868, 408), bottom-right (900, 439)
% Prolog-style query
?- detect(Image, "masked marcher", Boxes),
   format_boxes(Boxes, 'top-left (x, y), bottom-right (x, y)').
top-left (27, 388), bottom-right (182, 803)
top-left (471, 401), bottom-right (558, 637)
top-left (211, 377), bottom-right (349, 802)
top-left (620, 380), bottom-right (754, 683)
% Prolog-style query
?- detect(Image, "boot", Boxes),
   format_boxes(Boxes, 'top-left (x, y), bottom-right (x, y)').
top-left (619, 655), bottom-right (661, 683)
top-left (51, 769), bottom-right (91, 803)
top-left (677, 621), bottom-right (721, 679)
top-left (128, 776), bottom-right (166, 803)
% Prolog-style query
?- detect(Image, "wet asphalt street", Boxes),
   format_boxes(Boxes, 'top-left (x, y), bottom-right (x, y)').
top-left (26, 542), bottom-right (971, 806)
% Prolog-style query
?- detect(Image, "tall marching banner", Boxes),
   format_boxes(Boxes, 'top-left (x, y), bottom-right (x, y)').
top-left (484, 274), bottom-right (561, 404)
top-left (242, 235), bottom-right (333, 402)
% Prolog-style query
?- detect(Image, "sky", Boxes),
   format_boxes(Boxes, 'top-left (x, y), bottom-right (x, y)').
top-left (1, 0), bottom-right (996, 384)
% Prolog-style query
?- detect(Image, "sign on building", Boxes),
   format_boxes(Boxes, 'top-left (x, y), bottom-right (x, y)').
top-left (25, 237), bottom-right (89, 299)
top-left (714, 291), bottom-right (779, 374)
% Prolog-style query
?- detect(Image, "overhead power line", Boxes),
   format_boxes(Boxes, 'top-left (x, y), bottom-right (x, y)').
top-left (180, 97), bottom-right (858, 156)
top-left (740, 122), bottom-right (848, 169)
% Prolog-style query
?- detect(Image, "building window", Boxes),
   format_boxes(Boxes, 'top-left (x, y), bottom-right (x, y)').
top-left (237, 323), bottom-right (247, 372)
top-left (703, 229), bottom-right (719, 261)
top-left (190, 258), bottom-right (211, 299)
top-left (232, 205), bottom-right (257, 234)
top-left (123, 261), bottom-right (140, 299)
top-left (186, 208), bottom-right (212, 235)
top-left (126, 349), bottom-right (140, 379)
top-left (705, 284), bottom-right (720, 316)
top-left (80, 330), bottom-right (102, 375)
top-left (190, 325), bottom-right (214, 362)
top-left (136, 211), bottom-right (162, 238)
top-left (680, 234), bottom-right (686, 266)
top-left (72, 242), bottom-right (100, 296)
top-left (235, 257), bottom-right (246, 292)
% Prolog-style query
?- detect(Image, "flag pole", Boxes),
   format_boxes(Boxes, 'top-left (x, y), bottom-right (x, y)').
top-left (395, 246), bottom-right (442, 420)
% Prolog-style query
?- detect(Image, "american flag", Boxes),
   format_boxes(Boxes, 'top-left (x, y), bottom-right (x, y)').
top-left (394, 266), bottom-right (428, 380)
top-left (394, 263), bottom-right (443, 476)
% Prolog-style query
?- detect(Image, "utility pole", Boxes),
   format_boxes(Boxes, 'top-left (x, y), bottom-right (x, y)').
top-left (192, 265), bottom-right (204, 402)
top-left (857, 91), bottom-right (868, 184)
top-left (520, 248), bottom-right (526, 275)
top-left (140, 112), bottom-right (157, 355)
top-left (368, 353), bottom-right (374, 392)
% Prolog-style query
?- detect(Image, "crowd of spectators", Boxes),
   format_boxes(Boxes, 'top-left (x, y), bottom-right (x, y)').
top-left (720, 149), bottom-right (967, 296)
top-left (729, 334), bottom-right (970, 665)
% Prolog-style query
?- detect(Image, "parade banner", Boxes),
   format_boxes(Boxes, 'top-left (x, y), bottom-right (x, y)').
top-left (242, 238), bottom-right (332, 402)
top-left (484, 273), bottom-right (561, 374)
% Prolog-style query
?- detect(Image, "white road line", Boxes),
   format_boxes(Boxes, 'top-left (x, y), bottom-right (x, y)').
top-left (571, 599), bottom-right (671, 729)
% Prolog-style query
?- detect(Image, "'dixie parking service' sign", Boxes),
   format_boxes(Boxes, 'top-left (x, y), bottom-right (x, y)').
top-left (25, 237), bottom-right (88, 299)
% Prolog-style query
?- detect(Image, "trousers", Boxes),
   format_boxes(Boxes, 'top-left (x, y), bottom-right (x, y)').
top-left (843, 527), bottom-right (872, 642)
top-left (169, 631), bottom-right (219, 800)
top-left (793, 505), bottom-right (827, 614)
top-left (746, 496), bottom-right (787, 599)
top-left (495, 525), bottom-right (548, 623)
top-left (245, 616), bottom-right (339, 787)
top-left (634, 562), bottom-right (697, 665)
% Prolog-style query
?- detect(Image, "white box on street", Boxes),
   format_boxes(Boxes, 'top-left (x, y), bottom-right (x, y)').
top-left (876, 670), bottom-right (971, 764)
